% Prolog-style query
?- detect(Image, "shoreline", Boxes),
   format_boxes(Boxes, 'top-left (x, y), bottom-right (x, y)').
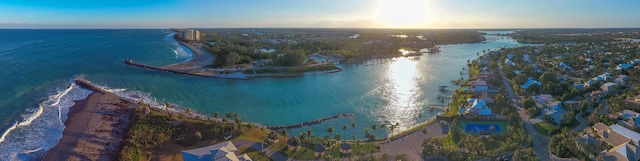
top-left (125, 34), bottom-right (342, 80)
top-left (43, 90), bottom-right (135, 160)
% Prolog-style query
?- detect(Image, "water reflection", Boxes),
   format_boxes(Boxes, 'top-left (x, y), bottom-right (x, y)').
top-left (382, 57), bottom-right (419, 134)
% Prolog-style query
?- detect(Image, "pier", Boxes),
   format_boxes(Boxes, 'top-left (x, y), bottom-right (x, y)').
top-left (124, 59), bottom-right (230, 78)
top-left (267, 113), bottom-right (355, 130)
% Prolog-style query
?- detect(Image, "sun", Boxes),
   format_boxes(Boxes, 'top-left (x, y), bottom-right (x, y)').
top-left (377, 0), bottom-right (429, 28)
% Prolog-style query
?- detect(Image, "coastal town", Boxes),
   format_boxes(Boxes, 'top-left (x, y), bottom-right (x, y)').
top-left (42, 28), bottom-right (640, 161)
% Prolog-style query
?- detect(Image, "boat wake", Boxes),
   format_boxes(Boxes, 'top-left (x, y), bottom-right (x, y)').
top-left (0, 82), bottom-right (91, 160)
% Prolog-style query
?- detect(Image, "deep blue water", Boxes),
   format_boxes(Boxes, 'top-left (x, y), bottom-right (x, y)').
top-left (0, 29), bottom-right (520, 159)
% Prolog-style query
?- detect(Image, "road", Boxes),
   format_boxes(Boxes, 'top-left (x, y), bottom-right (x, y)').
top-left (498, 64), bottom-right (551, 160)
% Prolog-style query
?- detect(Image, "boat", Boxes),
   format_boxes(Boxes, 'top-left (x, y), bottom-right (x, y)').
top-left (439, 84), bottom-right (448, 91)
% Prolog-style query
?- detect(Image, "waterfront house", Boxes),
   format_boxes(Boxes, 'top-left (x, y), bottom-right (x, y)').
top-left (465, 98), bottom-right (492, 115)
top-left (470, 80), bottom-right (489, 92)
top-left (592, 123), bottom-right (640, 161)
top-left (601, 82), bottom-right (618, 93)
top-left (477, 71), bottom-right (494, 80)
top-left (181, 141), bottom-right (252, 161)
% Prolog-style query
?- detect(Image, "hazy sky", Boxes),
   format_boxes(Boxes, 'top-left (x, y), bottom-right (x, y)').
top-left (1, 0), bottom-right (639, 29)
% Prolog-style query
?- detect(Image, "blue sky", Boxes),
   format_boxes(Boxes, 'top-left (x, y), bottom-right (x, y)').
top-left (1, 0), bottom-right (639, 29)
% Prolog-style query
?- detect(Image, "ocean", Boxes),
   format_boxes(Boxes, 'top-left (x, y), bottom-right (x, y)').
top-left (0, 29), bottom-right (520, 160)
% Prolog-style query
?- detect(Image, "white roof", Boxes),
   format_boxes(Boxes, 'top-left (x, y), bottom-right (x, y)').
top-left (182, 141), bottom-right (240, 161)
top-left (611, 124), bottom-right (640, 143)
top-left (471, 98), bottom-right (486, 109)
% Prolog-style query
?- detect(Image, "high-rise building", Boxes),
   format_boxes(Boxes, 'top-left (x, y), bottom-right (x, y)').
top-left (181, 29), bottom-right (200, 41)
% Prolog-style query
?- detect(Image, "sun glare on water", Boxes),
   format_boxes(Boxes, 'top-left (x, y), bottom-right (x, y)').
top-left (377, 0), bottom-right (430, 28)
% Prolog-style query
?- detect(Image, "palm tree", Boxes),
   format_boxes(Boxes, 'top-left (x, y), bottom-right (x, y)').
top-left (214, 112), bottom-right (220, 119)
top-left (282, 128), bottom-right (288, 137)
top-left (225, 112), bottom-right (231, 119)
top-left (342, 124), bottom-right (347, 131)
top-left (307, 128), bottom-right (313, 138)
top-left (350, 122), bottom-right (356, 128)
top-left (334, 134), bottom-right (341, 142)
top-left (327, 126), bottom-right (334, 138)
top-left (352, 134), bottom-right (356, 142)
top-left (300, 133), bottom-right (306, 141)
top-left (371, 124), bottom-right (377, 133)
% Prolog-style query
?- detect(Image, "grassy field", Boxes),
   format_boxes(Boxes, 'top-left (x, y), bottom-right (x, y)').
top-left (456, 120), bottom-right (509, 136)
top-left (533, 122), bottom-right (558, 136)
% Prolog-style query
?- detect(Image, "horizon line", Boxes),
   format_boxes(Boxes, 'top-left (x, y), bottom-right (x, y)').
top-left (2, 27), bottom-right (640, 30)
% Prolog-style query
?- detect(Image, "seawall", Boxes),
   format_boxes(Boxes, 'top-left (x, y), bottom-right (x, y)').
top-left (266, 113), bottom-right (355, 130)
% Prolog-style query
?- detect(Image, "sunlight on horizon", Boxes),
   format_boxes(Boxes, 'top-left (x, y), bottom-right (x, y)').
top-left (377, 0), bottom-right (433, 28)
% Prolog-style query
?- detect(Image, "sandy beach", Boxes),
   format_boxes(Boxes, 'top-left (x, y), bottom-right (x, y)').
top-left (44, 91), bottom-right (135, 161)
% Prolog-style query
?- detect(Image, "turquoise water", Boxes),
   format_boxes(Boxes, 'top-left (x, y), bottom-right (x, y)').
top-left (0, 29), bottom-right (520, 159)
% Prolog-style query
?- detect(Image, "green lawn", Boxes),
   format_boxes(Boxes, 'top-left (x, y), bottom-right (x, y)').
top-left (238, 147), bottom-right (272, 161)
top-left (456, 120), bottom-right (509, 136)
top-left (322, 143), bottom-right (379, 159)
top-left (533, 122), bottom-right (558, 136)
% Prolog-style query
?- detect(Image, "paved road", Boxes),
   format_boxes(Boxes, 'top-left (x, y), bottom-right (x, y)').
top-left (498, 64), bottom-right (551, 160)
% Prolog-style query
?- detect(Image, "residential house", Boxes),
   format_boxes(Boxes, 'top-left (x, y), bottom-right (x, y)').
top-left (615, 75), bottom-right (630, 86)
top-left (505, 58), bottom-right (515, 66)
top-left (586, 90), bottom-right (608, 103)
top-left (465, 98), bottom-right (492, 115)
top-left (628, 95), bottom-right (640, 105)
top-left (547, 101), bottom-right (562, 110)
top-left (601, 82), bottom-right (618, 93)
top-left (477, 71), bottom-right (494, 80)
top-left (521, 77), bottom-right (542, 89)
top-left (594, 73), bottom-right (612, 82)
top-left (470, 80), bottom-right (489, 92)
top-left (617, 64), bottom-right (633, 70)
top-left (584, 79), bottom-right (597, 87)
top-left (593, 123), bottom-right (640, 161)
top-left (532, 94), bottom-right (555, 109)
top-left (572, 83), bottom-right (585, 90)
top-left (181, 141), bottom-right (252, 161)
top-left (621, 110), bottom-right (640, 128)
top-left (558, 62), bottom-right (573, 71)
top-left (523, 54), bottom-right (531, 64)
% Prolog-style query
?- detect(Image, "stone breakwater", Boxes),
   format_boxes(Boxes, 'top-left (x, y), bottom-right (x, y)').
top-left (267, 113), bottom-right (355, 130)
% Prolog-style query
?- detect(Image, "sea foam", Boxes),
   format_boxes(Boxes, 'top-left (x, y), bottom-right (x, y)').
top-left (0, 82), bottom-right (91, 160)
top-left (163, 32), bottom-right (194, 60)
